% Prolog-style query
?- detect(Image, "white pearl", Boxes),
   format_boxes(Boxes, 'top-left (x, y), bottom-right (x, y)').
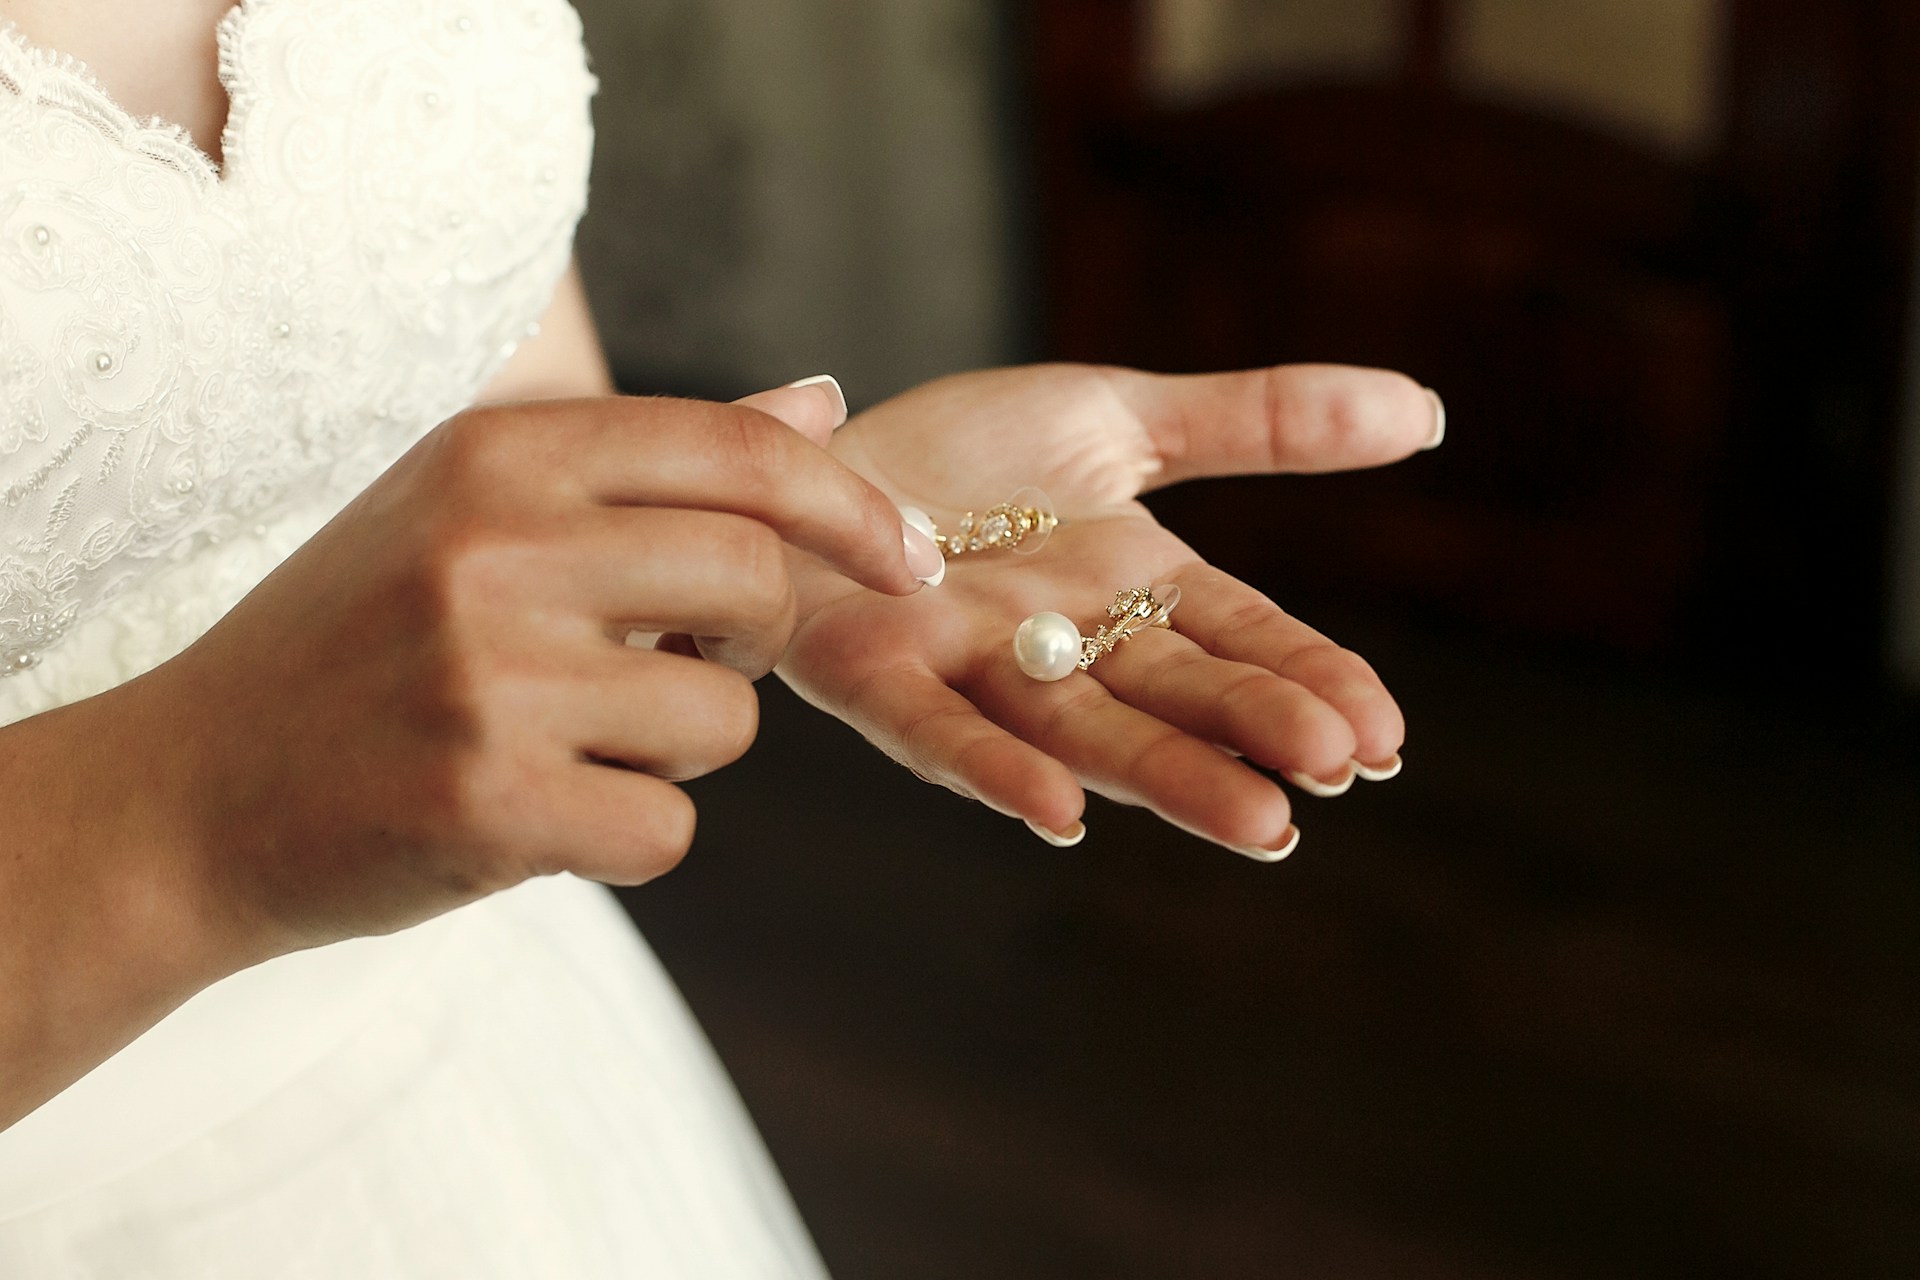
top-left (1014, 611), bottom-right (1083, 682)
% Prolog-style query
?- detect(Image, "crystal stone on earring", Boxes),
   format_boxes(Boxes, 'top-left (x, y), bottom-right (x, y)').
top-left (939, 486), bottom-right (1058, 557)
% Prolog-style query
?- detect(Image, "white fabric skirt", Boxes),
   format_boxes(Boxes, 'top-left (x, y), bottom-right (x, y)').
top-left (0, 874), bottom-right (828, 1278)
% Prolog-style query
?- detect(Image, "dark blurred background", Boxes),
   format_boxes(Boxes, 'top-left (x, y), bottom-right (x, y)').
top-left (572, 2), bottom-right (1920, 1275)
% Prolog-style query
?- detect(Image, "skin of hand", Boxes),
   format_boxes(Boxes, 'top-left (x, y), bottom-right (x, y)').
top-left (0, 389), bottom-right (930, 1129)
top-left (777, 362), bottom-right (1440, 856)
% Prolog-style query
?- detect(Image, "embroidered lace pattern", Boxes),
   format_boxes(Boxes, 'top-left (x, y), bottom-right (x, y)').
top-left (0, 0), bottom-right (596, 724)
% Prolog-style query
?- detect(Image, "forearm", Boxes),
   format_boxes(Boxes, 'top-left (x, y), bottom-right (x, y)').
top-left (0, 679), bottom-right (237, 1131)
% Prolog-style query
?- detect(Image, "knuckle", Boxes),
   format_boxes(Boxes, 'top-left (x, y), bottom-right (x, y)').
top-left (715, 518), bottom-right (792, 623)
top-left (413, 745), bottom-right (525, 887)
top-left (899, 702), bottom-right (972, 764)
top-left (1125, 727), bottom-right (1192, 785)
top-left (708, 407), bottom-right (786, 500)
top-left (415, 521), bottom-right (524, 630)
top-left (1221, 597), bottom-right (1279, 641)
top-left (1317, 384), bottom-right (1368, 453)
top-left (850, 486), bottom-right (905, 565)
top-left (1035, 682), bottom-right (1107, 746)
top-left (435, 406), bottom-right (520, 487)
top-left (1300, 642), bottom-right (1375, 687)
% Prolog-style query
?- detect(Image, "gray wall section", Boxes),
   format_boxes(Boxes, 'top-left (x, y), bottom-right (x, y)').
top-left (570, 0), bottom-right (1020, 408)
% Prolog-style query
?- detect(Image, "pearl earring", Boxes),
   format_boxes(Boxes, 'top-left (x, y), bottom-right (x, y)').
top-left (1014, 584), bottom-right (1181, 681)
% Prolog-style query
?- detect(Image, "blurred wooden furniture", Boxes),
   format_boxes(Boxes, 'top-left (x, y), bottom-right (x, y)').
top-left (1022, 0), bottom-right (1920, 671)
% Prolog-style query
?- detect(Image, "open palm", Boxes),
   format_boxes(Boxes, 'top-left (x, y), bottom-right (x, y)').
top-left (779, 362), bottom-right (1442, 858)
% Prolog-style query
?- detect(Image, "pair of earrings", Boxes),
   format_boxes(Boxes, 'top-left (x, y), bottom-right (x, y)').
top-left (915, 488), bottom-right (1181, 683)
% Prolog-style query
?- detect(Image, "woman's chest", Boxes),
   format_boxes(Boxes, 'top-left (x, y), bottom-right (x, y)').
top-left (0, 0), bottom-right (237, 164)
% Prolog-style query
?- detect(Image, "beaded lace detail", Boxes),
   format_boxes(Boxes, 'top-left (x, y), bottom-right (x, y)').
top-left (0, 0), bottom-right (595, 721)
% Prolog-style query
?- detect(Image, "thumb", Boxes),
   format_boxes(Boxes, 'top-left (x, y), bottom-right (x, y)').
top-left (1116, 364), bottom-right (1445, 489)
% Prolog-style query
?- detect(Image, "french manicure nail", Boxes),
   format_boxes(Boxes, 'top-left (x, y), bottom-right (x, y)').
top-left (899, 505), bottom-right (946, 587)
top-left (1026, 818), bottom-right (1087, 848)
top-left (1284, 768), bottom-right (1356, 799)
top-left (1421, 388), bottom-right (1446, 451)
top-left (1353, 755), bottom-right (1404, 783)
top-left (786, 374), bottom-right (848, 429)
top-left (1234, 826), bottom-right (1301, 863)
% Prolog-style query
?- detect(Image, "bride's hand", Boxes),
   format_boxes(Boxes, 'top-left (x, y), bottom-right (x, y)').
top-left (778, 363), bottom-right (1442, 858)
top-left (144, 391), bottom-right (940, 961)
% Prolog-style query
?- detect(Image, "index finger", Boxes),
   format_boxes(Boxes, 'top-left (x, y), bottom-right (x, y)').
top-left (558, 396), bottom-right (935, 599)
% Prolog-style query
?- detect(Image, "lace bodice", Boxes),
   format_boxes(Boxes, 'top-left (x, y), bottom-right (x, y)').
top-left (0, 0), bottom-right (595, 725)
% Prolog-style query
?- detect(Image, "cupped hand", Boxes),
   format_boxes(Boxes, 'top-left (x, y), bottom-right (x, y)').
top-left (778, 363), bottom-right (1443, 859)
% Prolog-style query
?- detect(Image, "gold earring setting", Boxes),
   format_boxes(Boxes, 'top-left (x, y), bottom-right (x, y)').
top-left (935, 486), bottom-right (1057, 558)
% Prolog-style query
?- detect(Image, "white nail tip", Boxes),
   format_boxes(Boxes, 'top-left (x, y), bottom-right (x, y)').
top-left (786, 374), bottom-right (848, 426)
top-left (1284, 769), bottom-right (1356, 799)
top-left (898, 506), bottom-right (945, 587)
top-left (899, 506), bottom-right (934, 536)
top-left (1026, 819), bottom-right (1087, 848)
top-left (1422, 388), bottom-right (1446, 451)
top-left (1353, 755), bottom-right (1404, 783)
top-left (1235, 827), bottom-right (1301, 863)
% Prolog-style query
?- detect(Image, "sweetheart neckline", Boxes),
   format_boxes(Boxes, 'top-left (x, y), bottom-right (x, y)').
top-left (0, 1), bottom-right (263, 190)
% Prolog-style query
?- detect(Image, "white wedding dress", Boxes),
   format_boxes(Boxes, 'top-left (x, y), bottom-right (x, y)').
top-left (0, 2), bottom-right (828, 1274)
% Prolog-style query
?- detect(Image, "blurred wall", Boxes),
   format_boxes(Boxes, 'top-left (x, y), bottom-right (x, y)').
top-left (1145, 0), bottom-right (1723, 154)
top-left (570, 0), bottom-right (1020, 407)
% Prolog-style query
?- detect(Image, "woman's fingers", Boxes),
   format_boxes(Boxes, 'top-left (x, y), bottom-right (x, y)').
top-left (1167, 564), bottom-right (1406, 771)
top-left (557, 647), bottom-right (762, 783)
top-left (482, 398), bottom-right (938, 598)
top-left (968, 661), bottom-right (1296, 857)
top-left (833, 663), bottom-right (1085, 831)
top-left (1111, 363), bottom-right (1443, 488)
top-left (1087, 627), bottom-right (1358, 785)
top-left (544, 508), bottom-right (798, 677)
top-left (526, 765), bottom-right (700, 887)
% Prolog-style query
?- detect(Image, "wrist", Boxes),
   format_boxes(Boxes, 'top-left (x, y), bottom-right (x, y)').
top-left (22, 673), bottom-right (259, 990)
top-left (0, 677), bottom-right (252, 1126)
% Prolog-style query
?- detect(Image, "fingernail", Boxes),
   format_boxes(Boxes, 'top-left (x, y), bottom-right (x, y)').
top-left (1283, 768), bottom-right (1355, 799)
top-left (1353, 754), bottom-right (1404, 783)
top-left (786, 374), bottom-right (848, 429)
top-left (1234, 825), bottom-right (1301, 863)
top-left (1026, 818), bottom-right (1087, 848)
top-left (899, 505), bottom-right (946, 587)
top-left (1421, 388), bottom-right (1446, 450)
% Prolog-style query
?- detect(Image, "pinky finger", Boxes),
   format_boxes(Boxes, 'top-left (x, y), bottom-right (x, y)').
top-left (842, 665), bottom-right (1086, 837)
